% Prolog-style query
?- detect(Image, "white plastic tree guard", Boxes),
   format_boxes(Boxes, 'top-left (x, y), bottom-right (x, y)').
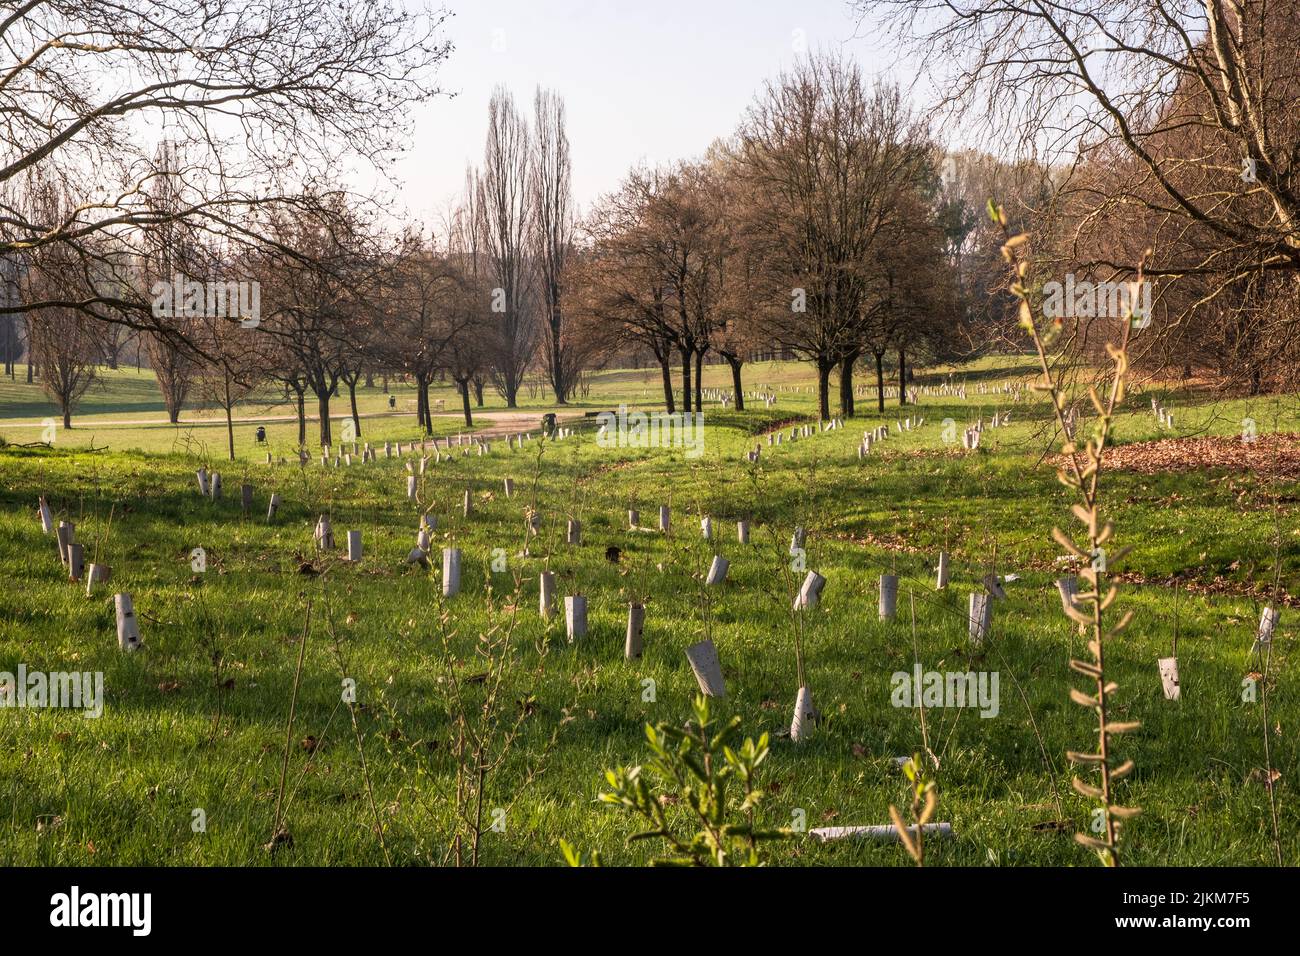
top-left (685, 640), bottom-right (726, 697)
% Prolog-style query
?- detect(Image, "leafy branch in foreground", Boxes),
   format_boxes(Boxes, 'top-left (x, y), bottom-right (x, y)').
top-left (889, 754), bottom-right (938, 867)
top-left (994, 205), bottom-right (1142, 866)
top-left (595, 695), bottom-right (789, 866)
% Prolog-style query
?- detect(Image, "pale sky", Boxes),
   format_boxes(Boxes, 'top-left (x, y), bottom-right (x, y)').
top-left (384, 0), bottom-right (911, 227)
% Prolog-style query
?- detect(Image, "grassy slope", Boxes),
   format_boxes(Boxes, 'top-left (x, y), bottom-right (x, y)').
top-left (0, 357), bottom-right (1295, 866)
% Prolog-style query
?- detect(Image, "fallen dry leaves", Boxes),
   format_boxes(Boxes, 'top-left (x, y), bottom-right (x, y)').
top-left (1057, 433), bottom-right (1300, 478)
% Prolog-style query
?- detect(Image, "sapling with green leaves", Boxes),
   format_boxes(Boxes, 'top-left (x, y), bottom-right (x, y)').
top-left (889, 754), bottom-right (938, 867)
top-left (597, 695), bottom-right (788, 866)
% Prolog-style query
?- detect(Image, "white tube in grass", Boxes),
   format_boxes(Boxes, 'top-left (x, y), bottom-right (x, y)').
top-left (416, 528), bottom-right (431, 552)
top-left (463, 490), bottom-right (473, 517)
top-left (266, 452), bottom-right (273, 465)
top-left (567, 519), bottom-right (582, 545)
top-left (790, 685), bottom-right (816, 742)
top-left (705, 554), bottom-right (729, 586)
top-left (346, 530), bottom-right (362, 562)
top-left (85, 563), bottom-right (110, 596)
top-left (879, 574), bottom-right (898, 620)
top-left (936, 551), bottom-right (950, 590)
top-left (115, 593), bottom-right (141, 651)
top-left (266, 493), bottom-right (280, 521)
top-left (969, 593), bottom-right (992, 645)
top-left (56, 521), bottom-right (74, 565)
top-left (625, 604), bottom-right (645, 659)
top-left (737, 520), bottom-right (750, 544)
top-left (1255, 607), bottom-right (1279, 651)
top-left (701, 516), bottom-right (712, 540)
top-left (503, 477), bottom-right (514, 498)
top-left (241, 484), bottom-right (254, 515)
top-left (384, 442), bottom-right (392, 458)
top-left (210, 473), bottom-right (222, 500)
top-left (795, 570), bottom-right (826, 610)
top-left (810, 823), bottom-right (954, 843)
top-left (442, 548), bottom-right (461, 597)
top-left (38, 496), bottom-right (53, 533)
top-left (982, 573), bottom-right (1007, 600)
top-left (1056, 576), bottom-right (1079, 614)
top-left (685, 640), bottom-right (726, 697)
top-left (539, 571), bottom-right (556, 619)
top-left (196, 467), bottom-right (209, 496)
top-left (66, 542), bottom-right (84, 582)
top-left (314, 516), bottom-right (334, 550)
top-left (528, 511), bottom-right (542, 536)
top-left (1158, 656), bottom-right (1181, 700)
top-left (565, 595), bottom-right (588, 639)
top-left (628, 509), bottom-right (639, 529)
top-left (407, 475), bottom-right (417, 500)
top-left (790, 526), bottom-right (806, 553)
top-left (659, 505), bottom-right (670, 533)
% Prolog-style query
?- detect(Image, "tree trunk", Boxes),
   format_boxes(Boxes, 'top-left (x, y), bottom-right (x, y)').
top-left (693, 349), bottom-right (704, 412)
top-left (317, 391), bottom-right (332, 447)
top-left (365, 370), bottom-right (374, 388)
top-left (296, 389), bottom-right (306, 446)
top-left (474, 376), bottom-right (485, 408)
top-left (838, 351), bottom-right (858, 418)
top-left (874, 351), bottom-right (886, 414)
top-left (660, 359), bottom-right (676, 414)
top-left (549, 302), bottom-right (567, 404)
top-left (726, 354), bottom-right (744, 411)
top-left (897, 348), bottom-right (907, 406)
top-left (348, 380), bottom-right (361, 438)
top-left (63, 408), bottom-right (71, 429)
top-left (816, 358), bottom-right (832, 421)
top-left (225, 378), bottom-right (235, 461)
top-left (680, 348), bottom-right (693, 414)
top-left (459, 380), bottom-right (474, 427)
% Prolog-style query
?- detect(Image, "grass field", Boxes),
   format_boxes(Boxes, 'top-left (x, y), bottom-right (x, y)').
top-left (0, 357), bottom-right (1295, 866)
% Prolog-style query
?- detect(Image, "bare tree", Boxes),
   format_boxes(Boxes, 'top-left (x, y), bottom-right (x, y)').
top-left (0, 0), bottom-right (452, 352)
top-left (735, 55), bottom-right (931, 418)
top-left (195, 297), bottom-right (262, 460)
top-left (531, 88), bottom-right (578, 403)
top-left (856, 0), bottom-right (1300, 391)
top-left (480, 88), bottom-right (537, 408)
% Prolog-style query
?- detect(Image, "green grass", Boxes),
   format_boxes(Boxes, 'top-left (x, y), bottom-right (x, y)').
top-left (0, 357), bottom-right (1295, 866)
